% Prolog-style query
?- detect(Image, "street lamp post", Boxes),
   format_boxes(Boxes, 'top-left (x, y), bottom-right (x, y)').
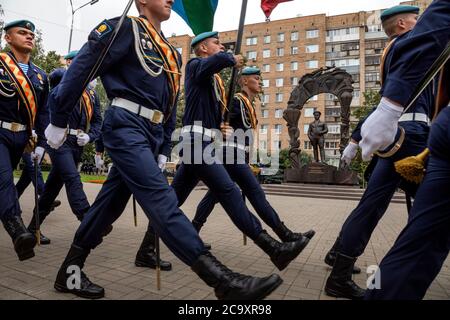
top-left (68, 0), bottom-right (100, 53)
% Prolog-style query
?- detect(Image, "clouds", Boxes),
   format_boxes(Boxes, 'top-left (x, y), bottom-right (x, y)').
top-left (2, 0), bottom-right (400, 55)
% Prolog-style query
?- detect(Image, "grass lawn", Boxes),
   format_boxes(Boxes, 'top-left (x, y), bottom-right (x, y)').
top-left (14, 171), bottom-right (107, 183)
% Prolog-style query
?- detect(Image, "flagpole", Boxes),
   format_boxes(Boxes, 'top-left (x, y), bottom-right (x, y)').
top-left (224, 0), bottom-right (248, 124)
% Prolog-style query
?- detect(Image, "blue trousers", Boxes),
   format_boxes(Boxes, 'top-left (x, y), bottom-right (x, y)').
top-left (339, 131), bottom-right (428, 258)
top-left (74, 107), bottom-right (205, 266)
top-left (193, 163), bottom-right (281, 231)
top-left (172, 144), bottom-right (264, 240)
top-left (0, 128), bottom-right (28, 221)
top-left (365, 108), bottom-right (450, 300)
top-left (15, 152), bottom-right (45, 198)
top-left (39, 142), bottom-right (89, 219)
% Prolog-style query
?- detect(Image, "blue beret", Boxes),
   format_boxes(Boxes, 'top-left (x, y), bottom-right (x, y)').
top-left (242, 67), bottom-right (261, 76)
top-left (64, 50), bottom-right (79, 60)
top-left (381, 5), bottom-right (419, 22)
top-left (191, 31), bottom-right (219, 48)
top-left (4, 20), bottom-right (35, 32)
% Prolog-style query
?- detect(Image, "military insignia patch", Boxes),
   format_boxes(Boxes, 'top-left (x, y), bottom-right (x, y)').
top-left (37, 73), bottom-right (43, 82)
top-left (94, 21), bottom-right (113, 38)
top-left (0, 68), bottom-right (4, 76)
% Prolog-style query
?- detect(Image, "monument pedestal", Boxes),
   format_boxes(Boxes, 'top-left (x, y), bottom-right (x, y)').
top-left (285, 162), bottom-right (359, 185)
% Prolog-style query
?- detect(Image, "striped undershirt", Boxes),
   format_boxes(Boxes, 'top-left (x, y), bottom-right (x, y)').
top-left (18, 62), bottom-right (29, 75)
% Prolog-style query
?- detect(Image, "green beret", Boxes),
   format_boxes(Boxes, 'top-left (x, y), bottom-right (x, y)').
top-left (242, 67), bottom-right (261, 76)
top-left (191, 31), bottom-right (219, 48)
top-left (4, 20), bottom-right (35, 32)
top-left (64, 50), bottom-right (79, 60)
top-left (381, 5), bottom-right (420, 22)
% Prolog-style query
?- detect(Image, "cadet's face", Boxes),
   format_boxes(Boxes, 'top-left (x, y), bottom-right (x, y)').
top-left (5, 27), bottom-right (35, 53)
top-left (243, 75), bottom-right (262, 94)
top-left (148, 0), bottom-right (174, 22)
top-left (401, 13), bottom-right (418, 31)
top-left (203, 38), bottom-right (225, 56)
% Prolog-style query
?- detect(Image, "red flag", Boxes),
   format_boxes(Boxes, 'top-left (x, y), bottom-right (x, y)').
top-left (261, 0), bottom-right (293, 19)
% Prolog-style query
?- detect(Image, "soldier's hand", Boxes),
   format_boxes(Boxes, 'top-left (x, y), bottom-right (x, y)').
top-left (45, 124), bottom-right (67, 150)
top-left (341, 142), bottom-right (359, 166)
top-left (157, 154), bottom-right (168, 172)
top-left (77, 133), bottom-right (91, 147)
top-left (31, 146), bottom-right (45, 165)
top-left (221, 123), bottom-right (234, 140)
top-left (233, 54), bottom-right (245, 69)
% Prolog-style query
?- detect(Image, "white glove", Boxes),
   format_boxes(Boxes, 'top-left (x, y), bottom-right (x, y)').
top-left (360, 98), bottom-right (403, 161)
top-left (341, 142), bottom-right (359, 166)
top-left (31, 146), bottom-right (45, 164)
top-left (94, 154), bottom-right (102, 169)
top-left (157, 154), bottom-right (168, 172)
top-left (31, 129), bottom-right (37, 140)
top-left (77, 133), bottom-right (90, 147)
top-left (45, 124), bottom-right (67, 150)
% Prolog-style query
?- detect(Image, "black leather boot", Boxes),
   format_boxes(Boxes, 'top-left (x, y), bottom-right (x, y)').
top-left (325, 252), bottom-right (366, 300)
top-left (2, 215), bottom-right (36, 261)
top-left (191, 252), bottom-right (283, 300)
top-left (54, 244), bottom-right (104, 299)
top-left (324, 236), bottom-right (361, 274)
top-left (135, 228), bottom-right (172, 271)
top-left (28, 208), bottom-right (51, 245)
top-left (254, 230), bottom-right (309, 271)
top-left (192, 220), bottom-right (211, 250)
top-left (273, 221), bottom-right (316, 242)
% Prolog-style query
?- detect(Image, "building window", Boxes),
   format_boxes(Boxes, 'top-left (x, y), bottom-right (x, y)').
top-left (276, 48), bottom-right (284, 57)
top-left (262, 94), bottom-right (270, 104)
top-left (303, 125), bottom-right (310, 134)
top-left (277, 33), bottom-right (285, 42)
top-left (260, 125), bottom-right (268, 135)
top-left (263, 49), bottom-right (271, 58)
top-left (275, 93), bottom-right (283, 102)
top-left (306, 44), bottom-right (319, 53)
top-left (325, 141), bottom-right (339, 149)
top-left (309, 95), bottom-right (318, 101)
top-left (276, 63), bottom-right (284, 72)
top-left (304, 107), bottom-right (316, 117)
top-left (275, 125), bottom-right (282, 134)
top-left (262, 64), bottom-right (270, 73)
top-left (291, 61), bottom-right (299, 71)
top-left (328, 125), bottom-right (340, 134)
top-left (306, 60), bottom-right (319, 69)
top-left (247, 51), bottom-right (257, 60)
top-left (366, 56), bottom-right (381, 65)
top-left (341, 42), bottom-right (359, 51)
top-left (291, 31), bottom-right (299, 41)
top-left (246, 36), bottom-right (258, 46)
top-left (365, 72), bottom-right (380, 82)
top-left (261, 110), bottom-right (269, 119)
top-left (264, 35), bottom-right (271, 44)
top-left (291, 46), bottom-right (298, 55)
top-left (262, 79), bottom-right (270, 88)
top-left (260, 140), bottom-right (267, 149)
top-left (275, 109), bottom-right (283, 118)
top-left (276, 78), bottom-right (284, 87)
top-left (306, 29), bottom-right (319, 39)
top-left (367, 25), bottom-right (382, 33)
top-left (291, 77), bottom-right (299, 86)
top-left (304, 141), bottom-right (312, 150)
top-left (176, 47), bottom-right (183, 55)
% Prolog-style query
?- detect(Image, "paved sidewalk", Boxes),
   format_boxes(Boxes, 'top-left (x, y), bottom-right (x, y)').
top-left (1, 182), bottom-right (449, 300)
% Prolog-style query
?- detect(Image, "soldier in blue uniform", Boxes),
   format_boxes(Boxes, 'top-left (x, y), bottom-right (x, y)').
top-left (45, 0), bottom-right (282, 300)
top-left (27, 50), bottom-right (103, 245)
top-left (323, 4), bottom-right (434, 300)
top-left (170, 32), bottom-right (310, 272)
top-left (191, 67), bottom-right (315, 246)
top-left (0, 20), bottom-right (49, 261)
top-left (362, 0), bottom-right (450, 300)
top-left (15, 147), bottom-right (45, 198)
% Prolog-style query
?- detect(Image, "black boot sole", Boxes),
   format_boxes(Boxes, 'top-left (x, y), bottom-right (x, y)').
top-left (54, 282), bottom-right (105, 300)
top-left (273, 237), bottom-right (310, 271)
top-left (303, 230), bottom-right (316, 240)
top-left (324, 285), bottom-right (365, 300)
top-left (135, 261), bottom-right (172, 271)
top-left (253, 275), bottom-right (283, 300)
top-left (324, 255), bottom-right (361, 274)
top-left (15, 234), bottom-right (37, 261)
top-left (219, 275), bottom-right (284, 300)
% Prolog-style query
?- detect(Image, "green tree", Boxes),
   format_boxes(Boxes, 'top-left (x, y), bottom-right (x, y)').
top-left (0, 4), bottom-right (4, 49)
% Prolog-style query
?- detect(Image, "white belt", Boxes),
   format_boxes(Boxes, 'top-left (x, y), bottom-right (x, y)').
top-left (181, 125), bottom-right (217, 139)
top-left (68, 129), bottom-right (85, 136)
top-left (112, 98), bottom-right (164, 124)
top-left (399, 113), bottom-right (431, 125)
top-left (0, 121), bottom-right (27, 132)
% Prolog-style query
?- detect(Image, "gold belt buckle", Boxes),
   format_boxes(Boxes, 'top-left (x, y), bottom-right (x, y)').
top-left (151, 110), bottom-right (163, 124)
top-left (10, 122), bottom-right (22, 132)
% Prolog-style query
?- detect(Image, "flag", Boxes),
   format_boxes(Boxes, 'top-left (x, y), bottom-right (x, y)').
top-left (261, 0), bottom-right (293, 19)
top-left (172, 0), bottom-right (219, 35)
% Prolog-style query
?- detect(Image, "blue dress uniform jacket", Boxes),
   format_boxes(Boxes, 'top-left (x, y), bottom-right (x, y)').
top-left (48, 16), bottom-right (207, 266)
top-left (365, 0), bottom-right (450, 300)
top-left (0, 55), bottom-right (49, 221)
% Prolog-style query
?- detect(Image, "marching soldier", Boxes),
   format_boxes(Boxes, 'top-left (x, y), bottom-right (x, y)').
top-left (362, 0), bottom-right (450, 299)
top-left (0, 20), bottom-right (49, 261)
top-left (28, 50), bottom-right (103, 245)
top-left (16, 148), bottom-right (45, 198)
top-left (191, 67), bottom-right (315, 246)
top-left (170, 32), bottom-right (310, 272)
top-left (323, 5), bottom-right (433, 300)
top-left (46, 0), bottom-right (282, 300)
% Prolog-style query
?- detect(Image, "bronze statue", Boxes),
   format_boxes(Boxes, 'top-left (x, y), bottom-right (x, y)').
top-left (308, 111), bottom-right (328, 163)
